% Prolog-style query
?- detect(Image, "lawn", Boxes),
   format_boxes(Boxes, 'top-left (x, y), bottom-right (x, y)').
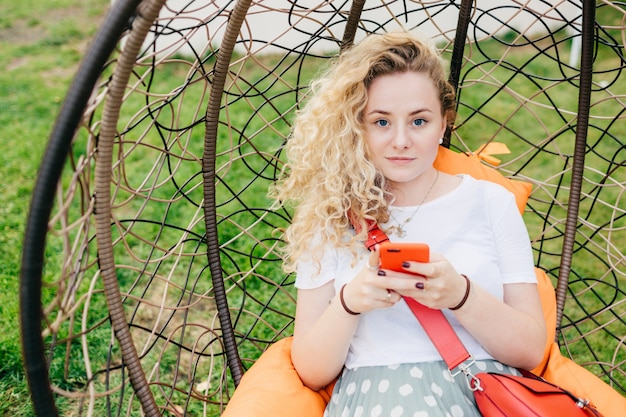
top-left (0, 1), bottom-right (111, 415)
top-left (1, 0), bottom-right (624, 416)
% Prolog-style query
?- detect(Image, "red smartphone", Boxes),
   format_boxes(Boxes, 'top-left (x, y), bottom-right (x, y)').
top-left (378, 241), bottom-right (430, 272)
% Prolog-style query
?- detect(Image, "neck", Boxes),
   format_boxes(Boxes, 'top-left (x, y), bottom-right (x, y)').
top-left (391, 169), bottom-right (439, 207)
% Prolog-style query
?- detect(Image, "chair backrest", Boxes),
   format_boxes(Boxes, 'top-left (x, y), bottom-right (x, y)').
top-left (21, 0), bottom-right (625, 416)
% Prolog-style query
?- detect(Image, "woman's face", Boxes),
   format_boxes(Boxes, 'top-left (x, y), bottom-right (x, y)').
top-left (363, 71), bottom-right (446, 199)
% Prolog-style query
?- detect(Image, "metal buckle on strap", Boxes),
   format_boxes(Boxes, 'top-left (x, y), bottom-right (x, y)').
top-left (449, 356), bottom-right (483, 392)
top-left (365, 227), bottom-right (389, 250)
top-left (576, 398), bottom-right (590, 408)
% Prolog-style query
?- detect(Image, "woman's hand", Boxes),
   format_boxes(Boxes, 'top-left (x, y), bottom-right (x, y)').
top-left (384, 252), bottom-right (469, 310)
top-left (340, 247), bottom-right (403, 314)
top-left (342, 251), bottom-right (466, 313)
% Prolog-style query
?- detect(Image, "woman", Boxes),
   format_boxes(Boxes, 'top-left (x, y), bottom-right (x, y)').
top-left (271, 31), bottom-right (546, 416)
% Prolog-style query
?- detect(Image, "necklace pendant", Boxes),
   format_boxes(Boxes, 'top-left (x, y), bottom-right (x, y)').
top-left (388, 170), bottom-right (439, 240)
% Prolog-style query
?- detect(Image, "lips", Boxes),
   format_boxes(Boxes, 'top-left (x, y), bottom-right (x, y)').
top-left (387, 156), bottom-right (416, 165)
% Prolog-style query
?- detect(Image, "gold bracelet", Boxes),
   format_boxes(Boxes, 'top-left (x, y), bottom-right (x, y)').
top-left (450, 274), bottom-right (471, 311)
top-left (339, 284), bottom-right (360, 315)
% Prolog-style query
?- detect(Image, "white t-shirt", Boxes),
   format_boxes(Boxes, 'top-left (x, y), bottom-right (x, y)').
top-left (295, 175), bottom-right (537, 369)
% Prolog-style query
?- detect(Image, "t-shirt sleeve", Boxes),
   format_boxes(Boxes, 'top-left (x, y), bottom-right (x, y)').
top-left (489, 186), bottom-right (537, 284)
top-left (294, 241), bottom-right (338, 290)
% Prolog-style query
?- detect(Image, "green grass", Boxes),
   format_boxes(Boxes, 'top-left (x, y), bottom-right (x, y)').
top-left (0, 1), bottom-right (110, 415)
top-left (1, 1), bottom-right (624, 416)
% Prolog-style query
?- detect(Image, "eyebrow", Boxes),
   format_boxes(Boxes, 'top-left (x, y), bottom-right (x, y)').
top-left (366, 108), bottom-right (434, 116)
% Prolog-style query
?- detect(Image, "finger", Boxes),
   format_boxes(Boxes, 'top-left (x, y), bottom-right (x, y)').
top-left (428, 253), bottom-right (445, 262)
top-left (367, 247), bottom-right (380, 270)
top-left (381, 289), bottom-right (400, 305)
top-left (401, 260), bottom-right (431, 278)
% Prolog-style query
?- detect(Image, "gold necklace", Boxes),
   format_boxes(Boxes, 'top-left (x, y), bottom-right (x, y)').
top-left (388, 170), bottom-right (439, 238)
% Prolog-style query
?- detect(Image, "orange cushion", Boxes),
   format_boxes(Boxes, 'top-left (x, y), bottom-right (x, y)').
top-left (434, 146), bottom-right (532, 214)
top-left (221, 338), bottom-right (332, 417)
top-left (530, 268), bottom-right (557, 375)
top-left (541, 343), bottom-right (626, 417)
top-left (526, 268), bottom-right (626, 417)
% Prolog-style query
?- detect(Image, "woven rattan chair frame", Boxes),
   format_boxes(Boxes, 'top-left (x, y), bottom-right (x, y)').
top-left (20, 0), bottom-right (625, 416)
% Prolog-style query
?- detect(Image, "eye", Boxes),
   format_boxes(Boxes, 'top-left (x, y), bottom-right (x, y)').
top-left (412, 118), bottom-right (426, 126)
top-left (375, 119), bottom-right (389, 127)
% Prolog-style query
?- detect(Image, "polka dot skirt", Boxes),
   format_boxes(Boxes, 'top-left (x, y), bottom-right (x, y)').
top-left (324, 360), bottom-right (519, 417)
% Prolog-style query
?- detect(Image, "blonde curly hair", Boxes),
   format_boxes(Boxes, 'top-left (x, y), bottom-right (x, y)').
top-left (271, 31), bottom-right (456, 273)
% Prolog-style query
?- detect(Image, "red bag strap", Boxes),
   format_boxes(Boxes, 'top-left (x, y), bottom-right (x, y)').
top-left (351, 214), bottom-right (472, 370)
top-left (401, 298), bottom-right (472, 370)
top-left (347, 214), bottom-right (390, 250)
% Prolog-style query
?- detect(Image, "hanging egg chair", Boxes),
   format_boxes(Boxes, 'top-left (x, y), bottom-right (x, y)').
top-left (20, 1), bottom-right (625, 415)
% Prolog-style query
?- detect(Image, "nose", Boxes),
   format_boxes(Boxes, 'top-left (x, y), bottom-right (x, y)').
top-left (392, 125), bottom-right (410, 149)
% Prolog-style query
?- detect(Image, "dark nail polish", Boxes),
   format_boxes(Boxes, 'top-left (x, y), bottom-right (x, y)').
top-left (377, 269), bottom-right (386, 276)
top-left (415, 282), bottom-right (425, 290)
top-left (402, 262), bottom-right (410, 268)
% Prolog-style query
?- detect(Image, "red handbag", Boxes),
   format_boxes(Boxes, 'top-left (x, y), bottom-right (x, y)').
top-left (355, 219), bottom-right (603, 417)
top-left (471, 371), bottom-right (602, 417)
